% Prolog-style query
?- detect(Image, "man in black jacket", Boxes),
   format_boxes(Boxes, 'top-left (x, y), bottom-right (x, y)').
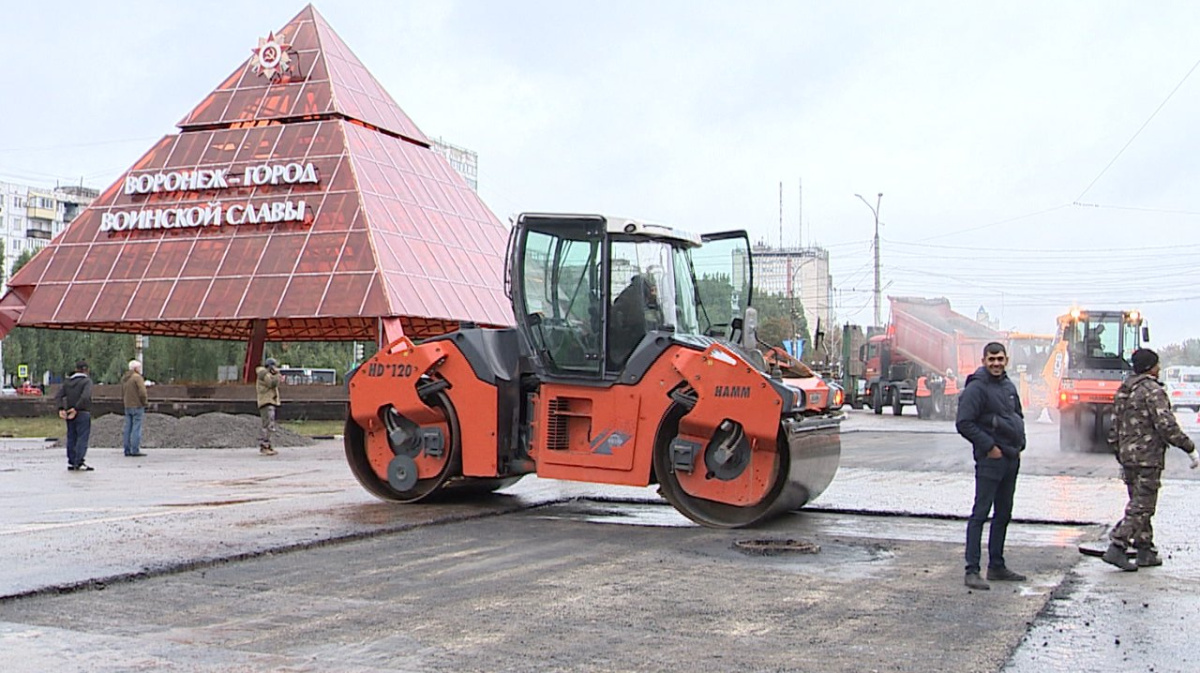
top-left (56, 359), bottom-right (94, 471)
top-left (956, 342), bottom-right (1026, 590)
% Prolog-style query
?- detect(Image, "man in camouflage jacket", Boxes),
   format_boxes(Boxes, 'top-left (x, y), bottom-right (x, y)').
top-left (1101, 348), bottom-right (1200, 571)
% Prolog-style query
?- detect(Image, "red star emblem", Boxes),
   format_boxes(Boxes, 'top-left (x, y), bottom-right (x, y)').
top-left (250, 31), bottom-right (294, 81)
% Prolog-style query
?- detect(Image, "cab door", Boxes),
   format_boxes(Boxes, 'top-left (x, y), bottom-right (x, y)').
top-left (694, 231), bottom-right (753, 341)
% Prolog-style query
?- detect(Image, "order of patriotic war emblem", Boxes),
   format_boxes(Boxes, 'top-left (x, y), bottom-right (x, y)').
top-left (250, 31), bottom-right (294, 81)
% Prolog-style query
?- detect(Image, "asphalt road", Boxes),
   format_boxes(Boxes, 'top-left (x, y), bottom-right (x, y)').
top-left (1, 409), bottom-right (1198, 672)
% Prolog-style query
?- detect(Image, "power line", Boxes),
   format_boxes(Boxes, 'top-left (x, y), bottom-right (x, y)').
top-left (912, 204), bottom-right (1072, 242)
top-left (883, 237), bottom-right (1200, 254)
top-left (0, 135), bottom-right (160, 154)
top-left (1075, 54), bottom-right (1200, 202)
top-left (1072, 201), bottom-right (1200, 216)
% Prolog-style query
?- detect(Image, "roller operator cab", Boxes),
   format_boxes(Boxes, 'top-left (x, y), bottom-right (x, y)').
top-left (344, 213), bottom-right (843, 528)
top-left (1048, 308), bottom-right (1148, 452)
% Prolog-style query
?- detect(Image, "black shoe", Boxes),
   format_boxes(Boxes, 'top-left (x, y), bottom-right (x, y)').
top-left (76, 463), bottom-right (94, 472)
top-left (127, 452), bottom-right (146, 457)
top-left (1102, 543), bottom-right (1138, 571)
top-left (964, 572), bottom-right (990, 590)
top-left (67, 465), bottom-right (77, 471)
top-left (1136, 548), bottom-right (1162, 567)
top-left (987, 567), bottom-right (1027, 582)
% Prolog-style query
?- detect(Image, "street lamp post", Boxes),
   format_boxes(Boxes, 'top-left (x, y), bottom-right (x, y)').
top-left (854, 192), bottom-right (883, 328)
top-left (788, 258), bottom-right (808, 358)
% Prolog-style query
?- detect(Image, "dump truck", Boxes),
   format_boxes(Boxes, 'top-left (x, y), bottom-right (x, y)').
top-left (1046, 308), bottom-right (1148, 452)
top-left (862, 297), bottom-right (1004, 419)
top-left (344, 213), bottom-right (844, 528)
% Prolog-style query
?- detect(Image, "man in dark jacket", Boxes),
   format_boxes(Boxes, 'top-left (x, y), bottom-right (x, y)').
top-left (56, 359), bottom-right (95, 471)
top-left (956, 342), bottom-right (1026, 590)
top-left (608, 274), bottom-right (660, 369)
top-left (1100, 348), bottom-right (1199, 571)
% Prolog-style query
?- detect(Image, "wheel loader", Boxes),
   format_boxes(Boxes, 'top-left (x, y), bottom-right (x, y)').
top-left (344, 213), bottom-right (843, 528)
top-left (1048, 308), bottom-right (1148, 452)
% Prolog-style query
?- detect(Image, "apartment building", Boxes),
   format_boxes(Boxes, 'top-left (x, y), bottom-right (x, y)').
top-left (0, 181), bottom-right (98, 286)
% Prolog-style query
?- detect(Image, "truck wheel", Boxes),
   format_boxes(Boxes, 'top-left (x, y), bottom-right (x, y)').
top-left (872, 387), bottom-right (883, 415)
top-left (891, 388), bottom-right (903, 416)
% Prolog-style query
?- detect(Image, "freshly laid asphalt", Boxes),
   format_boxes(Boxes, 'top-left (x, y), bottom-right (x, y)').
top-left (0, 410), bottom-right (1198, 671)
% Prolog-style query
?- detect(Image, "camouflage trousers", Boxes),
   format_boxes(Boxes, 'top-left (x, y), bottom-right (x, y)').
top-left (258, 404), bottom-right (277, 449)
top-left (1110, 464), bottom-right (1162, 550)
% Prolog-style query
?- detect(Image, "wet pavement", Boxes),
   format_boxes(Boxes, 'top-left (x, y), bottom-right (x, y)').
top-left (0, 410), bottom-right (1198, 671)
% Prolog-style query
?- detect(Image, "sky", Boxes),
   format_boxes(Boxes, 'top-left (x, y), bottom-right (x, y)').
top-left (2, 0), bottom-right (1200, 344)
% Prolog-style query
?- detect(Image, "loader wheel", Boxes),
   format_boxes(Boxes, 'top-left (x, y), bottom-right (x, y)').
top-left (343, 393), bottom-right (462, 503)
top-left (652, 403), bottom-right (787, 529)
top-left (1058, 408), bottom-right (1079, 451)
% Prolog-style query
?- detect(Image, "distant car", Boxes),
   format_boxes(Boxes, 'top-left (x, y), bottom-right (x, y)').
top-left (15, 384), bottom-right (42, 397)
top-left (0, 387), bottom-right (16, 397)
top-left (1163, 365), bottom-right (1200, 412)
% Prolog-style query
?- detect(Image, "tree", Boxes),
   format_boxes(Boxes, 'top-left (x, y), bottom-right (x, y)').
top-left (10, 248), bottom-right (34, 278)
top-left (1159, 339), bottom-right (1200, 366)
top-left (752, 291), bottom-right (811, 355)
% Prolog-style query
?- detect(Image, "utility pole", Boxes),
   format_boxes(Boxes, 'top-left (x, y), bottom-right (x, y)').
top-left (854, 193), bottom-right (883, 328)
top-left (798, 178), bottom-right (803, 248)
top-left (778, 181), bottom-right (783, 248)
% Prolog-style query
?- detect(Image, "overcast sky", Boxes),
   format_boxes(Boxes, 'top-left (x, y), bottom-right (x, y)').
top-left (2, 1), bottom-right (1199, 344)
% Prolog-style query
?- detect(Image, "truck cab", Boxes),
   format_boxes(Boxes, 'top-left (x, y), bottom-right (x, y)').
top-left (862, 331), bottom-right (915, 416)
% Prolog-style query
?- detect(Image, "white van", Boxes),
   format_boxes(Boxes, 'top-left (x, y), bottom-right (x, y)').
top-left (1162, 365), bottom-right (1200, 411)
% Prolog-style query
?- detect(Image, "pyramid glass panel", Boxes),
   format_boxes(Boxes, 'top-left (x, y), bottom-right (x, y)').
top-left (0, 4), bottom-right (513, 343)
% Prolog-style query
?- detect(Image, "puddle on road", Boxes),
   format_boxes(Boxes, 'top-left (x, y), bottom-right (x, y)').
top-left (209, 470), bottom-right (323, 487)
top-left (527, 500), bottom-right (1099, 554)
top-left (532, 501), bottom-right (692, 527)
top-left (161, 498), bottom-right (275, 507)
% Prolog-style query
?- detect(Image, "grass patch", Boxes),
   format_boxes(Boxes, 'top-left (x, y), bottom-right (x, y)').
top-left (0, 416), bottom-right (65, 439)
top-left (279, 419), bottom-right (345, 437)
top-left (0, 416), bottom-right (346, 439)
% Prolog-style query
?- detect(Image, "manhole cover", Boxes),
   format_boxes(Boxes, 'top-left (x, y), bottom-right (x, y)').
top-left (733, 538), bottom-right (820, 556)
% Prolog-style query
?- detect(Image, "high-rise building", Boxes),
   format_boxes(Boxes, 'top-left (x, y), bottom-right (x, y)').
top-left (751, 245), bottom-right (832, 340)
top-left (1, 181), bottom-right (98, 286)
top-left (428, 137), bottom-right (478, 191)
top-left (0, 181), bottom-right (97, 386)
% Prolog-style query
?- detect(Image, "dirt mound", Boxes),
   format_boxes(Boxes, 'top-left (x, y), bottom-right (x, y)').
top-left (58, 412), bottom-right (316, 449)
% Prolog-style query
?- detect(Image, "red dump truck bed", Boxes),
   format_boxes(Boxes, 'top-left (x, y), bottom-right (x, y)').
top-left (890, 297), bottom-right (1003, 379)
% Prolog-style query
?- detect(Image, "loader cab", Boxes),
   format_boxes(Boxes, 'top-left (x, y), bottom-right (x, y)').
top-left (1061, 309), bottom-right (1146, 373)
top-left (506, 213), bottom-right (753, 381)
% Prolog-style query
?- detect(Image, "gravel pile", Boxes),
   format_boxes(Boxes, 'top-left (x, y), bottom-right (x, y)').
top-left (57, 412), bottom-right (316, 449)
